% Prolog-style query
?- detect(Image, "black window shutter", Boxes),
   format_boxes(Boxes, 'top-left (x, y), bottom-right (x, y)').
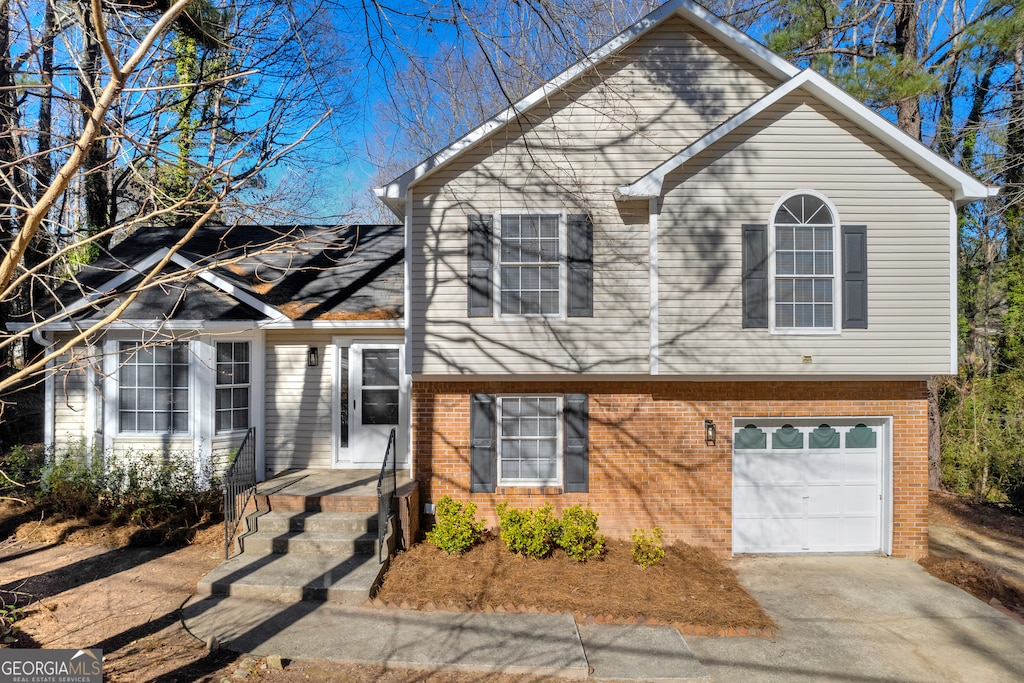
top-left (469, 394), bottom-right (496, 493)
top-left (563, 393), bottom-right (589, 492)
top-left (567, 214), bottom-right (593, 317)
top-left (467, 215), bottom-right (493, 317)
top-left (842, 225), bottom-right (868, 329)
top-left (742, 224), bottom-right (769, 328)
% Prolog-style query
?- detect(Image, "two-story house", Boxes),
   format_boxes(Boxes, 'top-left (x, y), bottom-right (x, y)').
top-left (373, 0), bottom-right (995, 559)
top-left (28, 0), bottom-right (994, 560)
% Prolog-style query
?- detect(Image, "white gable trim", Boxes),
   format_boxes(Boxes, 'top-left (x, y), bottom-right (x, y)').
top-left (373, 0), bottom-right (799, 218)
top-left (617, 69), bottom-right (998, 204)
top-left (50, 248), bottom-right (287, 328)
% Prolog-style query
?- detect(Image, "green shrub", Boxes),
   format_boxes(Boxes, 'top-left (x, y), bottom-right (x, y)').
top-left (105, 450), bottom-right (220, 528)
top-left (37, 445), bottom-right (105, 518)
top-left (425, 496), bottom-right (485, 554)
top-left (496, 502), bottom-right (560, 559)
top-left (557, 505), bottom-right (605, 562)
top-left (35, 446), bottom-right (221, 533)
top-left (631, 526), bottom-right (665, 570)
top-left (0, 444), bottom-right (45, 497)
top-left (0, 598), bottom-right (24, 641)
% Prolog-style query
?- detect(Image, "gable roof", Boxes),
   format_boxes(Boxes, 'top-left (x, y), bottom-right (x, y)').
top-left (27, 223), bottom-right (404, 329)
top-left (374, 0), bottom-right (995, 217)
top-left (615, 68), bottom-right (998, 205)
top-left (373, 0), bottom-right (799, 218)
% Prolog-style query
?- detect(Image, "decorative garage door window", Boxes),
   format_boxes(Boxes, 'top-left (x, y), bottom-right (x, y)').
top-left (732, 420), bottom-right (885, 554)
top-left (735, 423), bottom-right (877, 450)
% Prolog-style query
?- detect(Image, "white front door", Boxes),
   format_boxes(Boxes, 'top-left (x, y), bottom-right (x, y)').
top-left (335, 343), bottom-right (405, 467)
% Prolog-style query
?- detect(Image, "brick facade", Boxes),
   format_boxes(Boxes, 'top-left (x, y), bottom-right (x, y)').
top-left (413, 380), bottom-right (929, 559)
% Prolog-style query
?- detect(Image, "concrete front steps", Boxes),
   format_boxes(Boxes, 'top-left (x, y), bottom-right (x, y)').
top-left (197, 470), bottom-right (393, 607)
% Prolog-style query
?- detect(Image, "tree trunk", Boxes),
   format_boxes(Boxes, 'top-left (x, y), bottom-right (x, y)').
top-left (0, 0), bottom-right (17, 236)
top-left (928, 379), bottom-right (942, 490)
top-left (80, 3), bottom-right (109, 236)
top-left (1005, 32), bottom-right (1023, 258)
top-left (0, 0), bottom-right (15, 377)
top-left (36, 0), bottom-right (56, 200)
top-left (893, 0), bottom-right (921, 140)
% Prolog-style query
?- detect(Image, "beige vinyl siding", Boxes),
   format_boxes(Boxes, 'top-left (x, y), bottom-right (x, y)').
top-left (110, 438), bottom-right (194, 460)
top-left (264, 331), bottom-right (336, 472)
top-left (51, 342), bottom-right (92, 454)
top-left (657, 95), bottom-right (953, 375)
top-left (410, 17), bottom-right (779, 376)
top-left (212, 434), bottom-right (247, 478)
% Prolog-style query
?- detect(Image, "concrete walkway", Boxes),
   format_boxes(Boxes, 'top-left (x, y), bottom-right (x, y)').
top-left (183, 595), bottom-right (708, 681)
top-left (184, 556), bottom-right (1024, 682)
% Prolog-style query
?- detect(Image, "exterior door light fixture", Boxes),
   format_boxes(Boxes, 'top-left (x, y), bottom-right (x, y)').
top-left (704, 419), bottom-right (717, 446)
top-left (307, 346), bottom-right (319, 367)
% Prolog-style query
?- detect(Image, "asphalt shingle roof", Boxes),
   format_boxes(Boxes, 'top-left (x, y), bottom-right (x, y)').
top-left (42, 223), bottom-right (404, 323)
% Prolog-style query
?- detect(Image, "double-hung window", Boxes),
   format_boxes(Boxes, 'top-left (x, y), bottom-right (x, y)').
top-left (467, 212), bottom-right (592, 318)
top-left (498, 395), bottom-right (562, 485)
top-left (215, 341), bottom-right (250, 432)
top-left (499, 214), bottom-right (562, 316)
top-left (118, 341), bottom-right (190, 433)
top-left (470, 393), bottom-right (588, 493)
top-left (771, 193), bottom-right (839, 331)
top-left (742, 192), bottom-right (867, 332)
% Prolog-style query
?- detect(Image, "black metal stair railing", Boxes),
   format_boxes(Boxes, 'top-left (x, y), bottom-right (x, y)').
top-left (223, 427), bottom-right (257, 559)
top-left (376, 428), bottom-right (398, 563)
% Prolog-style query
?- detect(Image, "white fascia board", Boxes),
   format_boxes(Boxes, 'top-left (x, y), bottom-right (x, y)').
top-left (167, 252), bottom-right (287, 321)
top-left (258, 319), bottom-right (404, 330)
top-left (617, 75), bottom-right (807, 198)
top-left (795, 70), bottom-right (998, 203)
top-left (44, 248), bottom-right (287, 329)
top-left (31, 320), bottom-right (210, 331)
top-left (372, 0), bottom-right (800, 218)
top-left (618, 69), bottom-right (999, 204)
top-left (60, 249), bottom-right (171, 320)
top-left (19, 320), bottom-right (260, 333)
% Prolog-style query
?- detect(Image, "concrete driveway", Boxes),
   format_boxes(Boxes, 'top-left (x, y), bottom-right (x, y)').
top-left (686, 556), bottom-right (1024, 682)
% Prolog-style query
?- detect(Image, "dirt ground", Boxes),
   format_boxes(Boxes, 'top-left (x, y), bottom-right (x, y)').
top-left (920, 491), bottom-right (1024, 621)
top-left (2, 493), bottom-right (1022, 682)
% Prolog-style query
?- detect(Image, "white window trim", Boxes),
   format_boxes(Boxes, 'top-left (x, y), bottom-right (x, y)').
top-left (496, 394), bottom-right (563, 487)
top-left (113, 338), bottom-right (194, 437)
top-left (768, 189), bottom-right (843, 335)
top-left (493, 210), bottom-right (567, 322)
top-left (213, 337), bottom-right (254, 436)
top-left (331, 335), bottom-right (411, 470)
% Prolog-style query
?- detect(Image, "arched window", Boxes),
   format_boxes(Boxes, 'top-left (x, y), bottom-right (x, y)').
top-left (770, 192), bottom-right (840, 331)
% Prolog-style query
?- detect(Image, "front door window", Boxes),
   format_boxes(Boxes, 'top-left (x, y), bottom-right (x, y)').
top-left (361, 349), bottom-right (400, 425)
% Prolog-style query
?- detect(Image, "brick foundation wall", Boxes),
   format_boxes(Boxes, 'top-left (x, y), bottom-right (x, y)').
top-left (413, 380), bottom-right (929, 560)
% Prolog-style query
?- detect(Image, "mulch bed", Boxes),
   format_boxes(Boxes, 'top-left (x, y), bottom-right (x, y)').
top-left (374, 533), bottom-right (775, 636)
top-left (919, 554), bottom-right (1024, 614)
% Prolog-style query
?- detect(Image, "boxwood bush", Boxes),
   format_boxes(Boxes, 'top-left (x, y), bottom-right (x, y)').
top-left (425, 496), bottom-right (485, 555)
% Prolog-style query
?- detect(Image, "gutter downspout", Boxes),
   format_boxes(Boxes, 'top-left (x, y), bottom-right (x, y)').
top-left (31, 328), bottom-right (56, 454)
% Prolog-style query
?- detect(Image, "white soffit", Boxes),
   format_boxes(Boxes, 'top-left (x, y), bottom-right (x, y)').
top-left (616, 68), bottom-right (999, 204)
top-left (372, 0), bottom-right (800, 219)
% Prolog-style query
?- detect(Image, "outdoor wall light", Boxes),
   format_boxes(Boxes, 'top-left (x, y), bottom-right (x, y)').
top-left (307, 346), bottom-right (318, 367)
top-left (704, 419), bottom-right (717, 446)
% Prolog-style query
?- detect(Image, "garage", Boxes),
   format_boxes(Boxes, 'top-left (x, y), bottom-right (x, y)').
top-left (732, 418), bottom-right (890, 555)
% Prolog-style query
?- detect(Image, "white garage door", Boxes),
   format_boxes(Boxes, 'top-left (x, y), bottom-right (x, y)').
top-left (732, 419), bottom-right (887, 554)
